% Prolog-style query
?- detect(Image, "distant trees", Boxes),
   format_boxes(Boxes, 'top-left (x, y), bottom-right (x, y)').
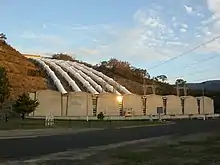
top-left (0, 33), bottom-right (7, 42)
top-left (97, 58), bottom-right (150, 81)
top-left (175, 79), bottom-right (186, 86)
top-left (0, 66), bottom-right (10, 108)
top-left (12, 94), bottom-right (39, 120)
top-left (156, 75), bottom-right (168, 82)
top-left (52, 53), bottom-right (75, 61)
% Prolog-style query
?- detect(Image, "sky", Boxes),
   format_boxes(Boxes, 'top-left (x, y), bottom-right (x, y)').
top-left (1, 0), bottom-right (220, 84)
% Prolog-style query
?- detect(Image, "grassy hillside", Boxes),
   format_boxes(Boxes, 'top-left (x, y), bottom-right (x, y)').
top-left (0, 41), bottom-right (47, 99)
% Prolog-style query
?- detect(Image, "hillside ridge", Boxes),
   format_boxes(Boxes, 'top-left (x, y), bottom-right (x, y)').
top-left (0, 41), bottom-right (47, 99)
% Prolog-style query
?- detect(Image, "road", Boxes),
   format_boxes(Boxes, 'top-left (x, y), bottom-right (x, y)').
top-left (0, 119), bottom-right (219, 161)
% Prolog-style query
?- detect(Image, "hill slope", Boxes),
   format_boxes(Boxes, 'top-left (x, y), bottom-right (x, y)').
top-left (0, 41), bottom-right (47, 99)
top-left (187, 80), bottom-right (220, 92)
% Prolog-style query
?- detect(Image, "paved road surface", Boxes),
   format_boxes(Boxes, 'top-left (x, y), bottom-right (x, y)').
top-left (0, 119), bottom-right (219, 161)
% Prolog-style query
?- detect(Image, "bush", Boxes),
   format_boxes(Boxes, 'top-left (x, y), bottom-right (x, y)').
top-left (12, 93), bottom-right (39, 119)
top-left (97, 112), bottom-right (105, 120)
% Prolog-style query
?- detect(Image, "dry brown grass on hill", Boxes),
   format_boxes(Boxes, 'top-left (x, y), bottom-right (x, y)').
top-left (0, 41), bottom-right (47, 99)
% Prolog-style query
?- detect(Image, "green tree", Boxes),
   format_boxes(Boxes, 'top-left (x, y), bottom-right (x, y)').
top-left (175, 79), bottom-right (187, 96)
top-left (175, 78), bottom-right (186, 86)
top-left (12, 94), bottom-right (39, 120)
top-left (0, 33), bottom-right (7, 41)
top-left (156, 75), bottom-right (168, 82)
top-left (0, 66), bottom-right (10, 108)
top-left (152, 77), bottom-right (158, 81)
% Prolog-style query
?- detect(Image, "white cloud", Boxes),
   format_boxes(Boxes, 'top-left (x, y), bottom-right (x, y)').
top-left (206, 31), bottom-right (212, 35)
top-left (78, 47), bottom-right (99, 55)
top-left (201, 15), bottom-right (216, 25)
top-left (181, 24), bottom-right (188, 28)
top-left (207, 0), bottom-right (220, 17)
top-left (19, 4), bottom-right (219, 67)
top-left (197, 12), bottom-right (204, 18)
top-left (184, 5), bottom-right (193, 14)
top-left (180, 28), bottom-right (187, 32)
top-left (20, 31), bottom-right (67, 46)
top-left (133, 9), bottom-right (165, 29)
top-left (166, 41), bottom-right (182, 46)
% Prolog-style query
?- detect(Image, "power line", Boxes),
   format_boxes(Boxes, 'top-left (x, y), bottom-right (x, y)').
top-left (168, 52), bottom-right (220, 80)
top-left (148, 35), bottom-right (220, 70)
top-left (183, 53), bottom-right (220, 70)
top-left (169, 66), bottom-right (218, 80)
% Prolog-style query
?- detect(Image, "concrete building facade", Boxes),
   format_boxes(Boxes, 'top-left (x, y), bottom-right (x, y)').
top-left (197, 96), bottom-right (214, 114)
top-left (30, 90), bottom-right (66, 116)
top-left (29, 90), bottom-right (215, 117)
top-left (66, 92), bottom-right (93, 116)
top-left (123, 94), bottom-right (143, 116)
top-left (96, 93), bottom-right (120, 116)
top-left (145, 94), bottom-right (163, 115)
top-left (182, 96), bottom-right (198, 115)
top-left (165, 95), bottom-right (182, 115)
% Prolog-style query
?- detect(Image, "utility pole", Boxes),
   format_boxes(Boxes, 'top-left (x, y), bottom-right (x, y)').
top-left (86, 93), bottom-right (89, 122)
top-left (152, 84), bottom-right (156, 94)
top-left (176, 86), bottom-right (188, 96)
top-left (176, 84), bottom-right (180, 96)
top-left (202, 83), bottom-right (205, 115)
top-left (143, 77), bottom-right (146, 95)
top-left (151, 78), bottom-right (158, 95)
top-left (183, 84), bottom-right (188, 96)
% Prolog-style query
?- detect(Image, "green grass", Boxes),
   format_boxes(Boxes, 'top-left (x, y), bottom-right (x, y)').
top-left (110, 133), bottom-right (220, 165)
top-left (0, 118), bottom-right (166, 130)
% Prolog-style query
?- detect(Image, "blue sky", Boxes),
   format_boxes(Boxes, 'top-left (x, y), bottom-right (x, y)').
top-left (1, 0), bottom-right (220, 84)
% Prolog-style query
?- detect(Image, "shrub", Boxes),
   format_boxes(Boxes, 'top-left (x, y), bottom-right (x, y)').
top-left (12, 93), bottom-right (39, 119)
top-left (97, 112), bottom-right (104, 120)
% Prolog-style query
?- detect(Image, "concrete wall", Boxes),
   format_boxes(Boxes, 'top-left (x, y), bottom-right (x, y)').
top-left (123, 94), bottom-right (143, 116)
top-left (34, 90), bottom-right (64, 116)
top-left (30, 90), bottom-right (216, 117)
top-left (166, 95), bottom-right (182, 115)
top-left (197, 96), bottom-right (214, 114)
top-left (97, 93), bottom-right (120, 116)
top-left (146, 94), bottom-right (163, 115)
top-left (182, 96), bottom-right (198, 115)
top-left (29, 92), bottom-right (36, 116)
top-left (67, 92), bottom-right (93, 116)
